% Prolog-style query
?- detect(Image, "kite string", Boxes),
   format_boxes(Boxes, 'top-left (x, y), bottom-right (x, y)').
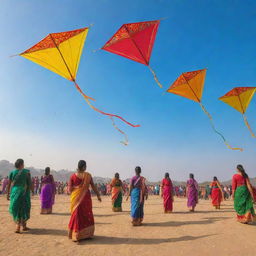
top-left (110, 117), bottom-right (129, 145)
top-left (148, 66), bottom-right (163, 88)
top-left (199, 103), bottom-right (243, 151)
top-left (243, 114), bottom-right (256, 138)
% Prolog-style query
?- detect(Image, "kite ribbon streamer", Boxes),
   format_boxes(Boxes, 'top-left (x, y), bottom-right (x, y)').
top-left (199, 103), bottom-right (243, 151)
top-left (110, 117), bottom-right (129, 145)
top-left (243, 115), bottom-right (256, 138)
top-left (74, 82), bottom-right (139, 145)
top-left (148, 66), bottom-right (163, 88)
top-left (81, 94), bottom-right (140, 128)
top-left (74, 82), bottom-right (95, 101)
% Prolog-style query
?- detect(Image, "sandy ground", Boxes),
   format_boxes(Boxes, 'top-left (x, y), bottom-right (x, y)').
top-left (0, 195), bottom-right (256, 256)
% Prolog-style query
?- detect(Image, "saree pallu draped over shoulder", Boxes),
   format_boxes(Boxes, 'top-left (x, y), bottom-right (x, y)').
top-left (9, 169), bottom-right (31, 224)
top-left (68, 172), bottom-right (95, 241)
top-left (130, 176), bottom-right (147, 226)
top-left (111, 178), bottom-right (123, 212)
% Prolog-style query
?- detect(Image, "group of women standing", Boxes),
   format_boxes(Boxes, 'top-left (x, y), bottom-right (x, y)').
top-left (161, 172), bottom-right (199, 213)
top-left (6, 159), bottom-right (256, 242)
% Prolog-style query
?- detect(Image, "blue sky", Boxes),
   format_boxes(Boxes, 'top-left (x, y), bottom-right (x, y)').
top-left (0, 0), bottom-right (256, 181)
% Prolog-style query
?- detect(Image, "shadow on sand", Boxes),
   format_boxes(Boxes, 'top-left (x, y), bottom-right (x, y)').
top-left (171, 209), bottom-right (234, 214)
top-left (78, 234), bottom-right (216, 245)
top-left (144, 217), bottom-right (231, 227)
top-left (94, 212), bottom-right (130, 218)
top-left (51, 212), bottom-right (70, 216)
top-left (23, 228), bottom-right (68, 236)
top-left (23, 223), bottom-right (110, 236)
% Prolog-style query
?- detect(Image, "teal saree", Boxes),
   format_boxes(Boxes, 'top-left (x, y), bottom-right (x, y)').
top-left (9, 169), bottom-right (31, 223)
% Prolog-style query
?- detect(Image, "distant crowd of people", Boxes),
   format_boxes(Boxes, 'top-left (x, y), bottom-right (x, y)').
top-left (0, 176), bottom-right (69, 195)
top-left (0, 176), bottom-right (235, 200)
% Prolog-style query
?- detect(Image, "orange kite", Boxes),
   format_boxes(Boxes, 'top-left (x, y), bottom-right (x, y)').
top-left (166, 69), bottom-right (242, 151)
top-left (219, 87), bottom-right (256, 138)
top-left (17, 27), bottom-right (140, 145)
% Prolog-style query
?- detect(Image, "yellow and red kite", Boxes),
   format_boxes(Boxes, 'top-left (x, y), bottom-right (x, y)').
top-left (166, 69), bottom-right (242, 151)
top-left (17, 27), bottom-right (140, 145)
top-left (219, 87), bottom-right (256, 138)
top-left (102, 20), bottom-right (163, 88)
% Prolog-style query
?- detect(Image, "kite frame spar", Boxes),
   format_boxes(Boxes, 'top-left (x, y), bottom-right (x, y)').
top-left (17, 27), bottom-right (140, 145)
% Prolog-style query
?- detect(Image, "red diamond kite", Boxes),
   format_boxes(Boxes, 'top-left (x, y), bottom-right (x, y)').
top-left (102, 20), bottom-right (163, 88)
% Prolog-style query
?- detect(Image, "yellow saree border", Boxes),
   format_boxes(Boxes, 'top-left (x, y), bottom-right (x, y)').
top-left (69, 224), bottom-right (95, 241)
top-left (237, 211), bottom-right (256, 223)
top-left (70, 172), bottom-right (91, 214)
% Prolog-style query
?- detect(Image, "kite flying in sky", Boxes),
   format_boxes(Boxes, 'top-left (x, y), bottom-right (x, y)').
top-left (166, 69), bottom-right (242, 151)
top-left (102, 20), bottom-right (163, 88)
top-left (17, 27), bottom-right (140, 145)
top-left (219, 87), bottom-right (256, 138)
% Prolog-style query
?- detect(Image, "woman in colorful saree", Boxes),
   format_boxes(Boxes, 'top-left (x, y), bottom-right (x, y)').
top-left (40, 167), bottom-right (55, 214)
top-left (161, 172), bottom-right (174, 213)
top-left (110, 173), bottom-right (123, 212)
top-left (7, 159), bottom-right (32, 233)
top-left (186, 173), bottom-right (198, 212)
top-left (232, 164), bottom-right (256, 224)
top-left (127, 166), bottom-right (148, 226)
top-left (68, 160), bottom-right (101, 242)
top-left (210, 176), bottom-right (224, 210)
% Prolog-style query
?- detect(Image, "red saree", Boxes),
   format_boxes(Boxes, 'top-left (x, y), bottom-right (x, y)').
top-left (210, 181), bottom-right (223, 208)
top-left (68, 172), bottom-right (95, 241)
top-left (162, 178), bottom-right (173, 213)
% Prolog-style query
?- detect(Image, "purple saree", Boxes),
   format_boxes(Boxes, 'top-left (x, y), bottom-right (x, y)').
top-left (40, 175), bottom-right (55, 214)
top-left (187, 178), bottom-right (198, 210)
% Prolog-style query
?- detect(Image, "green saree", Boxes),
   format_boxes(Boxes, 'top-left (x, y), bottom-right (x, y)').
top-left (111, 178), bottom-right (123, 212)
top-left (9, 169), bottom-right (31, 223)
top-left (234, 185), bottom-right (255, 223)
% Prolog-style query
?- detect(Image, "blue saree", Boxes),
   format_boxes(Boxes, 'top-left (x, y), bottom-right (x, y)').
top-left (130, 176), bottom-right (147, 226)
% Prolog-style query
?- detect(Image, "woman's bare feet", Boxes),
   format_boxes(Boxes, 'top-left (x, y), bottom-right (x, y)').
top-left (15, 224), bottom-right (21, 233)
top-left (22, 223), bottom-right (30, 231)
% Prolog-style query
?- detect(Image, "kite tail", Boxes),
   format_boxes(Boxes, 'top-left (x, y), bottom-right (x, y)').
top-left (74, 82), bottom-right (95, 101)
top-left (85, 98), bottom-right (140, 127)
top-left (148, 66), bottom-right (163, 88)
top-left (74, 81), bottom-right (140, 128)
top-left (199, 103), bottom-right (243, 151)
top-left (110, 117), bottom-right (129, 146)
top-left (243, 114), bottom-right (256, 138)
